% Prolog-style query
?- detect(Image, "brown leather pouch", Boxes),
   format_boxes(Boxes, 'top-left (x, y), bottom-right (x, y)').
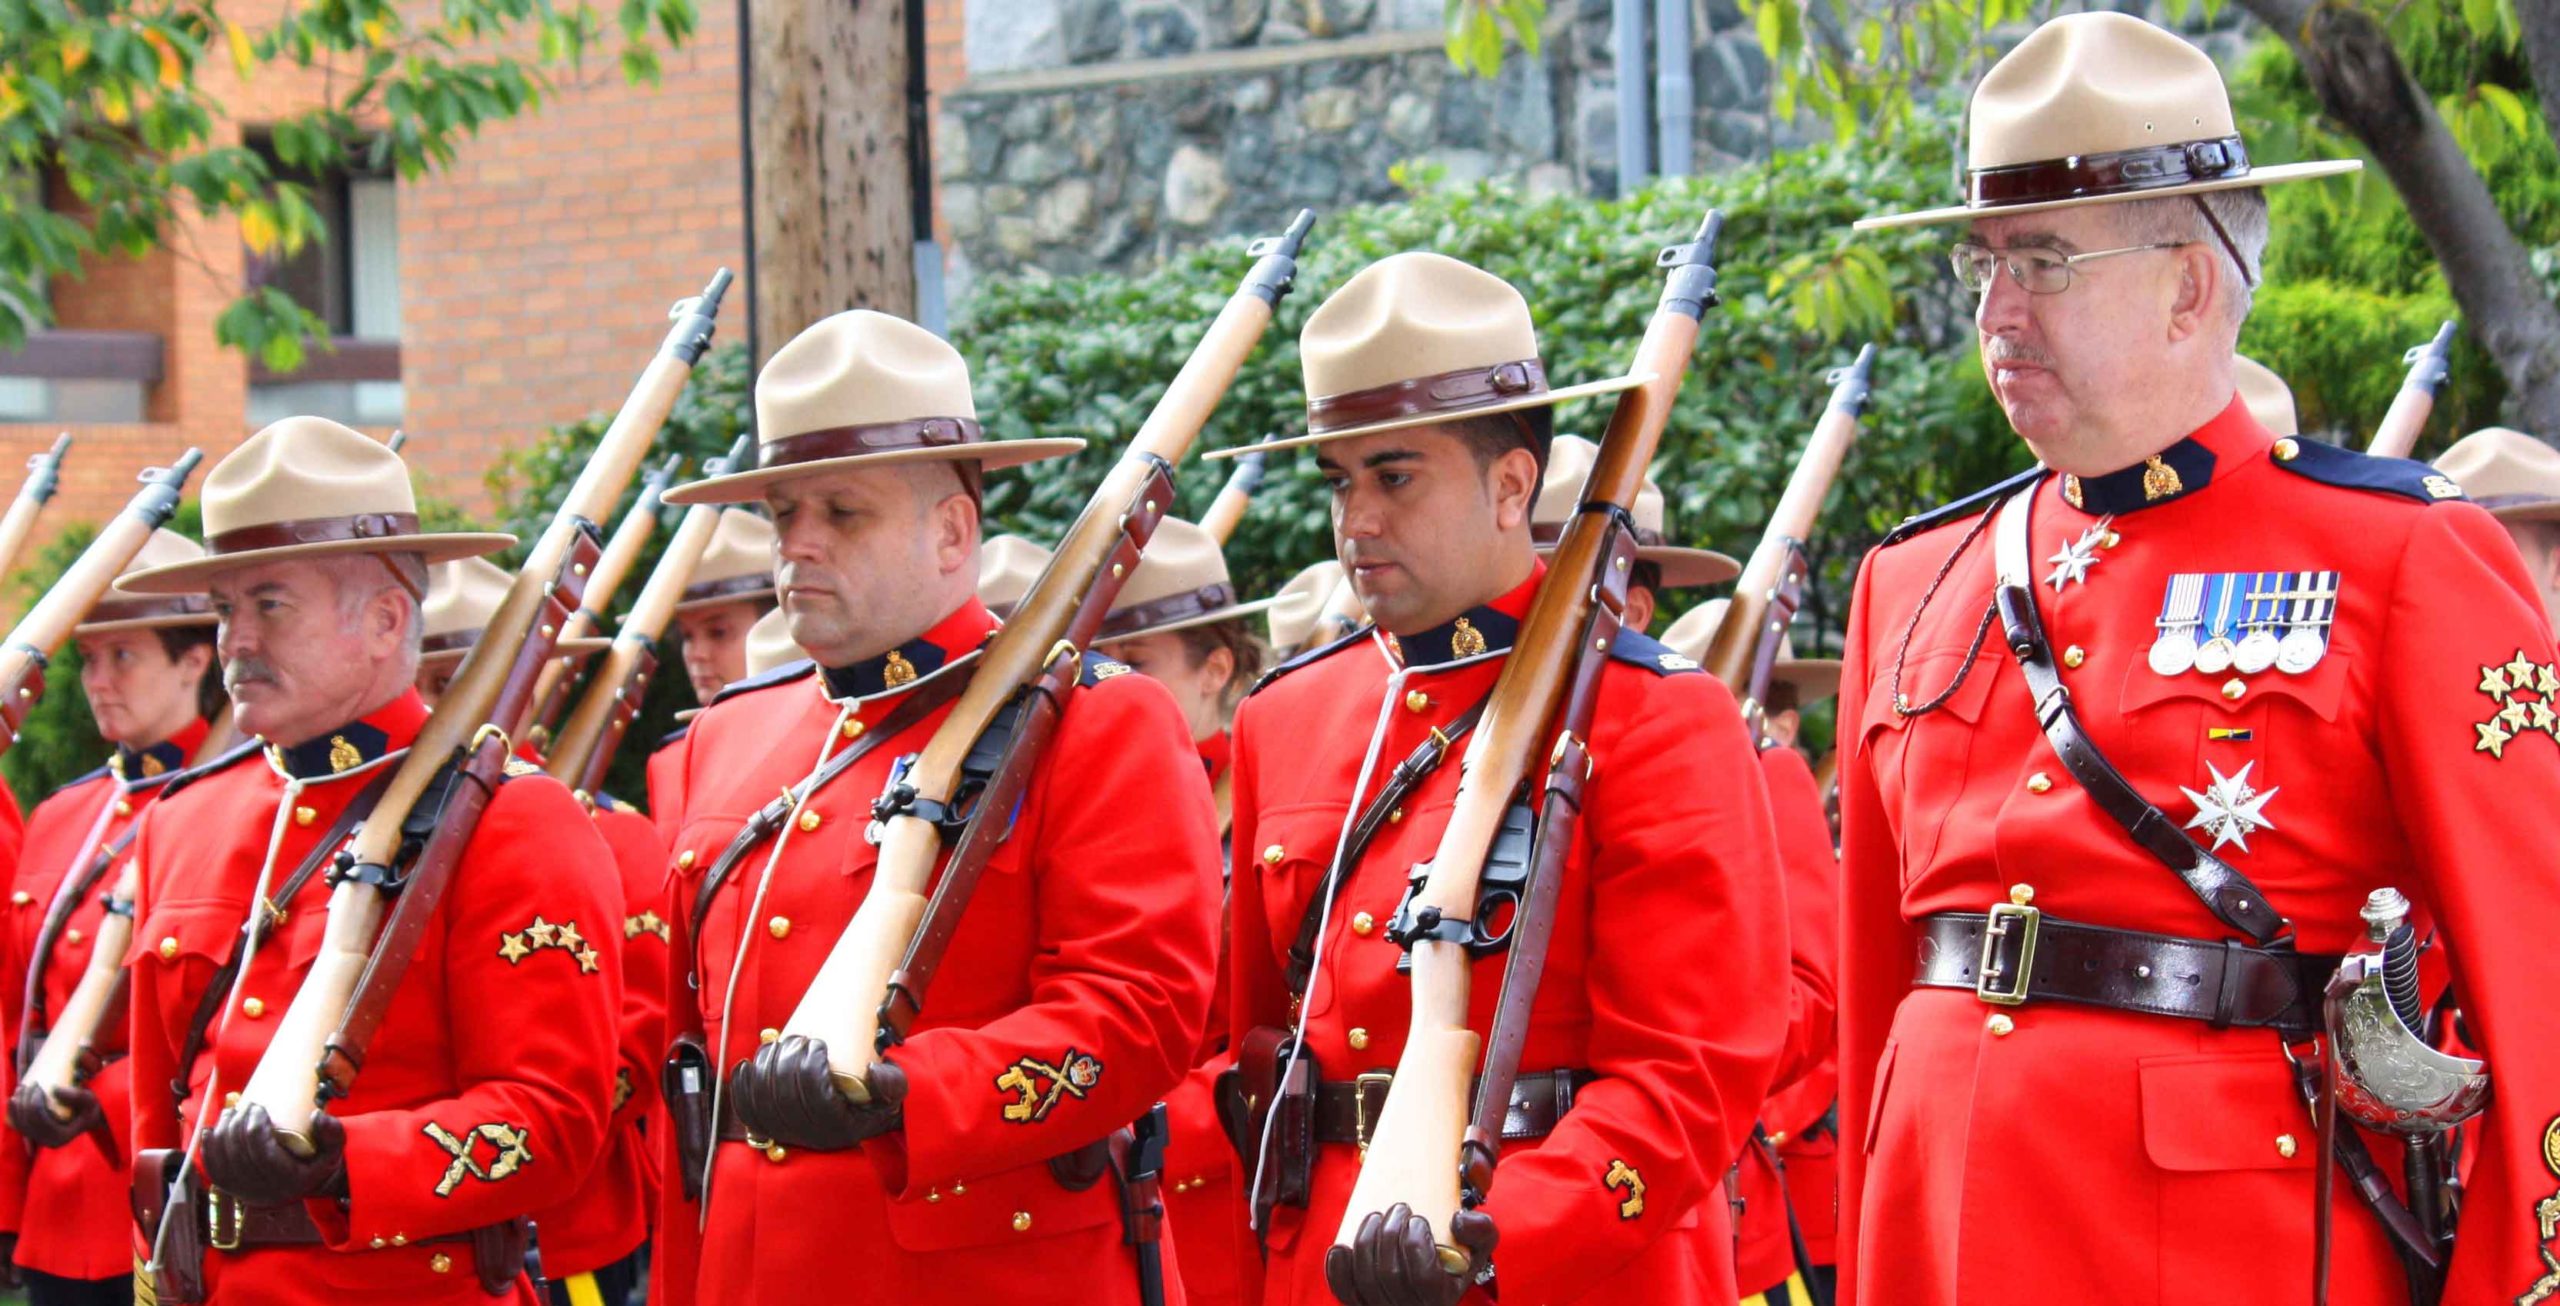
top-left (1048, 1134), bottom-right (1113, 1191)
top-left (661, 1033), bottom-right (714, 1202)
top-left (1220, 1025), bottom-right (1316, 1232)
top-left (131, 1148), bottom-right (206, 1305)
top-left (469, 1216), bottom-right (531, 1296)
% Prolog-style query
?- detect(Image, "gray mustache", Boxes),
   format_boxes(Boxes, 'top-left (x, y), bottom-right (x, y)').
top-left (224, 659), bottom-right (279, 692)
top-left (1984, 337), bottom-right (2056, 368)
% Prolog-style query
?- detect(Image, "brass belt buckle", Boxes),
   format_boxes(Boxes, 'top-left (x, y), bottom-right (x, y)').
top-left (1353, 1071), bottom-right (1394, 1157)
top-left (1976, 901), bottom-right (2041, 1007)
top-left (206, 1188), bottom-right (243, 1252)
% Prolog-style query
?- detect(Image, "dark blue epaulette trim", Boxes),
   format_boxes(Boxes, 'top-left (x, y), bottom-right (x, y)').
top-left (707, 657), bottom-right (816, 707)
top-left (1878, 467), bottom-right (2044, 549)
top-left (654, 723), bottom-right (691, 751)
top-left (154, 739), bottom-right (264, 801)
top-left (44, 764), bottom-right (109, 801)
top-left (1607, 627), bottom-right (1706, 676)
top-left (2270, 437), bottom-right (2465, 506)
top-left (1246, 624), bottom-right (1374, 698)
top-left (1078, 650), bottom-right (1135, 688)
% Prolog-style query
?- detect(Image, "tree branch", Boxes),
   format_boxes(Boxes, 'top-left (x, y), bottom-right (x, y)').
top-left (2519, 0), bottom-right (2560, 151)
top-left (2238, 0), bottom-right (2560, 435)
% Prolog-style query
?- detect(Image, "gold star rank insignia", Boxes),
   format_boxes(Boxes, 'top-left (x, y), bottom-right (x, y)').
top-left (2475, 650), bottom-right (2560, 760)
top-left (525, 916), bottom-right (558, 947)
top-left (498, 932), bottom-right (531, 964)
top-left (575, 947), bottom-right (601, 974)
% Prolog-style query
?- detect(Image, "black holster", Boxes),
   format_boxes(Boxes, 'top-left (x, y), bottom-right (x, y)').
top-left (661, 1032), bottom-right (714, 1202)
top-left (133, 1148), bottom-right (206, 1305)
top-left (1218, 1026), bottom-right (1316, 1236)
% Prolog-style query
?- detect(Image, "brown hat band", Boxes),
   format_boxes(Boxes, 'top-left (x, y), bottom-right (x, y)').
top-left (1101, 583), bottom-right (1239, 639)
top-left (1531, 522), bottom-right (1668, 548)
top-left (207, 512), bottom-right (422, 557)
top-left (421, 629), bottom-right (480, 656)
top-left (762, 417), bottom-right (984, 469)
top-left (84, 593), bottom-right (210, 625)
top-left (1969, 134), bottom-right (2250, 208)
top-left (1306, 359), bottom-right (1548, 436)
top-left (681, 573), bottom-right (776, 606)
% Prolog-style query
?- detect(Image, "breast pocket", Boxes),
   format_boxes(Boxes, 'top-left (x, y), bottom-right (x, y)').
top-left (1243, 802), bottom-right (1350, 1004)
top-left (2113, 653), bottom-right (2352, 813)
top-left (1858, 644), bottom-right (2001, 883)
top-left (134, 899), bottom-right (245, 1037)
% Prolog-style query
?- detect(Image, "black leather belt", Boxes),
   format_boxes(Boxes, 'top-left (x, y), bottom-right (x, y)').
top-left (1313, 1069), bottom-right (1592, 1149)
top-left (1916, 911), bottom-right (2337, 1034)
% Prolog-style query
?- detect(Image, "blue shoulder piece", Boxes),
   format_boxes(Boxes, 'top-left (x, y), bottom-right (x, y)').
top-left (155, 739), bottom-right (263, 801)
top-left (707, 658), bottom-right (816, 707)
top-left (44, 765), bottom-right (109, 801)
top-left (1608, 627), bottom-right (1707, 676)
top-left (2271, 437), bottom-right (2467, 506)
top-left (1246, 624), bottom-right (1373, 698)
top-left (1878, 467), bottom-right (2043, 548)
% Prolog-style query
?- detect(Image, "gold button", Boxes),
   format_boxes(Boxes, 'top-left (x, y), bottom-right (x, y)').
top-left (952, 1182), bottom-right (966, 1195)
top-left (926, 1188), bottom-right (941, 1202)
top-left (841, 718), bottom-right (864, 739)
top-left (1768, 1130), bottom-right (1790, 1146)
top-left (1987, 1013), bottom-right (2015, 1037)
top-left (1351, 912), bottom-right (1376, 936)
top-left (369, 1237), bottom-right (386, 1249)
top-left (223, 1092), bottom-right (240, 1108)
top-left (1387, 807), bottom-right (1404, 824)
top-left (2061, 645), bottom-right (2086, 669)
top-left (159, 937), bottom-right (180, 961)
top-left (293, 806), bottom-right (316, 827)
top-left (1347, 1028), bottom-right (1370, 1051)
top-left (2025, 772), bottom-right (2053, 794)
top-left (63, 928), bottom-right (81, 945)
top-left (429, 1253), bottom-right (452, 1274)
top-left (797, 809), bottom-right (822, 832)
top-left (115, 799), bottom-right (133, 818)
top-left (1403, 691), bottom-right (1429, 713)
top-left (2276, 1133), bottom-right (2298, 1159)
top-left (759, 1027), bottom-right (780, 1044)
top-left (243, 997), bottom-right (265, 1019)
top-left (7, 892), bottom-right (26, 907)
top-left (1173, 1179), bottom-right (1189, 1193)
top-left (2222, 678), bottom-right (2246, 701)
top-left (1262, 845), bottom-right (1284, 865)
top-left (2010, 884), bottom-right (2035, 906)
top-left (768, 916), bottom-right (791, 939)
top-left (2273, 437), bottom-right (2300, 462)
top-left (677, 849), bottom-right (697, 869)
top-left (1011, 1211), bottom-right (1032, 1233)
top-left (2101, 530), bottom-right (2122, 549)
top-left (766, 1143), bottom-right (787, 1163)
top-left (390, 1234), bottom-right (407, 1247)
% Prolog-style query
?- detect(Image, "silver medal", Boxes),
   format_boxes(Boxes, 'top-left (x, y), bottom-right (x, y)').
top-left (2277, 628), bottom-right (2325, 675)
top-left (2149, 573), bottom-right (2206, 678)
top-left (2149, 630), bottom-right (2198, 677)
top-left (2235, 628), bottom-right (2281, 674)
top-left (2194, 637), bottom-right (2235, 675)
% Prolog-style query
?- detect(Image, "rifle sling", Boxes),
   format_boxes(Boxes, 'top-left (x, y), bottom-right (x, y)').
top-left (21, 822), bottom-right (141, 1058)
top-left (169, 765), bottom-right (399, 1119)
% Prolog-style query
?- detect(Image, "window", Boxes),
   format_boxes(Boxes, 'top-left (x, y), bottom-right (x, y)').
top-left (244, 136), bottom-right (403, 427)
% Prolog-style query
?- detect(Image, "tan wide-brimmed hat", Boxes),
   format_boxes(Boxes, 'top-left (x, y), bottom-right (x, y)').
top-left (2435, 428), bottom-right (2560, 522)
top-left (1660, 598), bottom-right (1841, 705)
top-left (121, 418), bottom-right (514, 594)
top-left (1531, 436), bottom-right (1739, 588)
top-left (743, 606), bottom-right (806, 677)
top-left (420, 556), bottom-right (610, 668)
top-left (673, 510), bottom-right (778, 614)
top-left (1097, 518), bottom-right (1280, 642)
top-left (978, 534), bottom-right (1052, 620)
top-left (1265, 559), bottom-right (1363, 653)
top-left (74, 529), bottom-right (217, 634)
top-left (1857, 12), bottom-right (2358, 230)
top-left (1210, 253), bottom-right (1650, 458)
top-left (2234, 355), bottom-right (2298, 436)
top-left (664, 310), bottom-right (1084, 505)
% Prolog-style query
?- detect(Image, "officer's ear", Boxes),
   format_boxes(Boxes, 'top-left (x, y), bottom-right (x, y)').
top-left (2165, 242), bottom-right (2217, 343)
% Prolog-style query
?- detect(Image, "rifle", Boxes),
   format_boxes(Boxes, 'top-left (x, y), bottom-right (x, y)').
top-left (1699, 345), bottom-right (1875, 736)
top-left (524, 453), bottom-right (685, 752)
top-left (2364, 321), bottom-right (2456, 461)
top-left (0, 433), bottom-right (71, 589)
top-left (1198, 450), bottom-right (1267, 545)
top-left (0, 452), bottom-right (203, 757)
top-left (385, 430), bottom-right (408, 454)
top-left (1332, 211), bottom-right (1725, 1268)
top-left (234, 270), bottom-right (732, 1150)
top-left (776, 210), bottom-right (1315, 1098)
top-left (546, 435), bottom-right (756, 799)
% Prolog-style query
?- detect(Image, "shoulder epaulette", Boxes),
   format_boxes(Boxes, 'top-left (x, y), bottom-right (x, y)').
top-left (1246, 624), bottom-right (1374, 698)
top-left (43, 765), bottom-right (109, 802)
top-left (655, 723), bottom-right (691, 751)
top-left (1607, 628), bottom-right (1707, 676)
top-left (707, 658), bottom-right (816, 707)
top-left (2270, 438), bottom-right (2466, 505)
top-left (1079, 651), bottom-right (1136, 687)
top-left (1878, 467), bottom-right (2044, 548)
top-left (154, 739), bottom-right (263, 801)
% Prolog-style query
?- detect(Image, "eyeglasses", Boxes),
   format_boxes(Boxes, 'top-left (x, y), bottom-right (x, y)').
top-left (1948, 241), bottom-right (2188, 296)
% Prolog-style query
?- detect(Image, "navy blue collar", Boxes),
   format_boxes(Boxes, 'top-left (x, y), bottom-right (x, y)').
top-left (265, 692), bottom-right (427, 781)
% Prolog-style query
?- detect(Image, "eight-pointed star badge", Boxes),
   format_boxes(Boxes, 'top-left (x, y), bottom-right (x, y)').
top-left (2180, 760), bottom-right (2279, 853)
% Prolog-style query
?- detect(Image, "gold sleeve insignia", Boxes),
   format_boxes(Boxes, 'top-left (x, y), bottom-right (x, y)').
top-left (2474, 651), bottom-right (2560, 759)
top-left (994, 1048), bottom-right (1104, 1124)
top-left (2520, 1118), bottom-right (2560, 1303)
top-left (623, 910), bottom-right (670, 943)
top-left (1604, 1158), bottom-right (1646, 1220)
top-left (424, 1120), bottom-right (533, 1198)
top-left (498, 915), bottom-right (601, 973)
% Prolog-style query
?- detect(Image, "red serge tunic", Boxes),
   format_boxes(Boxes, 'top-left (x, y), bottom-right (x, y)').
top-left (1167, 728), bottom-right (1252, 1306)
top-left (1839, 398), bottom-right (2560, 1305)
top-left (658, 598), bottom-right (1222, 1302)
top-left (125, 692), bottom-right (624, 1304)
top-left (1228, 568), bottom-right (1790, 1306)
top-left (0, 721), bottom-right (204, 1279)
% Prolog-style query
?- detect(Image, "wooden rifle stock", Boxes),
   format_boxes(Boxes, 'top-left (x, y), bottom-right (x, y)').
top-left (0, 450), bottom-right (202, 758)
top-left (237, 270), bottom-right (732, 1151)
top-left (2364, 321), bottom-right (2456, 461)
top-left (1199, 450), bottom-right (1267, 545)
top-left (1700, 344), bottom-right (1875, 730)
top-left (0, 434), bottom-right (72, 594)
top-left (779, 210), bottom-right (1317, 1100)
top-left (1332, 211), bottom-right (1726, 1266)
top-left (525, 453), bottom-right (685, 749)
top-left (546, 434), bottom-right (755, 797)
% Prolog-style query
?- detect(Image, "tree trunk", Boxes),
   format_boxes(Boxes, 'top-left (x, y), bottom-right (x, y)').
top-left (746, 0), bottom-right (916, 368)
top-left (2520, 0), bottom-right (2560, 154)
top-left (2239, 0), bottom-right (2560, 437)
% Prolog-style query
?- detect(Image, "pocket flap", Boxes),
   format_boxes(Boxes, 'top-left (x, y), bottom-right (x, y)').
top-left (880, 1156), bottom-right (1121, 1252)
top-left (134, 899), bottom-right (241, 968)
top-left (2120, 653), bottom-right (2350, 723)
top-left (1861, 643), bottom-right (2001, 742)
top-left (2138, 1052), bottom-right (2316, 1173)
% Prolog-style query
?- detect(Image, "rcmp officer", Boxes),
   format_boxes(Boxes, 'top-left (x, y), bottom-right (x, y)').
top-left (1264, 560), bottom-right (1361, 661)
top-left (119, 418), bottom-right (625, 1304)
top-left (976, 534), bottom-right (1049, 621)
top-left (414, 558), bottom-right (661, 1306)
top-left (1527, 435), bottom-right (1740, 631)
top-left (1222, 251), bottom-right (1789, 1306)
top-left (1662, 599), bottom-right (1843, 1306)
top-left (2435, 428), bottom-right (2560, 622)
top-left (668, 510), bottom-right (777, 707)
top-left (650, 309), bottom-right (1223, 1302)
top-left (0, 530), bottom-right (220, 1305)
top-left (1837, 13), bottom-right (2560, 1304)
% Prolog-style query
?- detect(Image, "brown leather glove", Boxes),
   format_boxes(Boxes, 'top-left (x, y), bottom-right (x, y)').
top-left (728, 1035), bottom-right (903, 1151)
top-left (1323, 1202), bottom-right (1498, 1306)
top-left (6, 1078), bottom-right (100, 1150)
top-left (0, 1230), bottom-right (20, 1290)
top-left (200, 1104), bottom-right (348, 1204)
